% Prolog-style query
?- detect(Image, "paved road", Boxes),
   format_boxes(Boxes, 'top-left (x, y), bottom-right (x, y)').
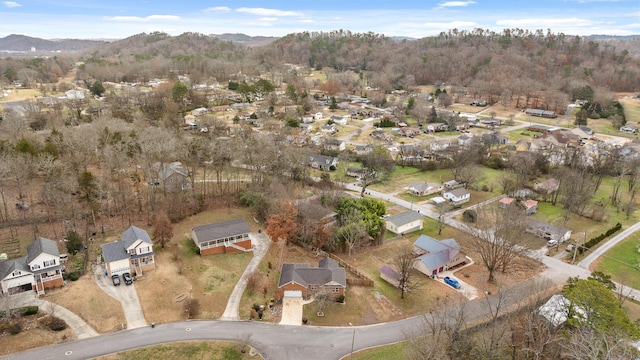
top-left (220, 232), bottom-right (272, 321)
top-left (577, 221), bottom-right (640, 270)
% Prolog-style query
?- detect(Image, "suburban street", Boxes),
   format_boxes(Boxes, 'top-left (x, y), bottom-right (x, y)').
top-left (9, 182), bottom-right (640, 360)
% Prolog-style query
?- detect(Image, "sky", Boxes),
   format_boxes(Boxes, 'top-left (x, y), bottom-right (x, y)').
top-left (0, 0), bottom-right (638, 40)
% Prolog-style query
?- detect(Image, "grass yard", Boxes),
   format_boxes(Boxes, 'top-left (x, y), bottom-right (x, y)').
top-left (593, 232), bottom-right (640, 289)
top-left (0, 327), bottom-right (74, 356)
top-left (95, 341), bottom-right (254, 360)
top-left (502, 129), bottom-right (541, 143)
top-left (620, 95), bottom-right (640, 123)
top-left (46, 274), bottom-right (126, 333)
top-left (352, 342), bottom-right (406, 359)
top-left (0, 88), bottom-right (42, 102)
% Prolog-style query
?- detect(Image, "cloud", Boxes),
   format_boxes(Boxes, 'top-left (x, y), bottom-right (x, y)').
top-left (438, 1), bottom-right (476, 8)
top-left (259, 17), bottom-right (278, 22)
top-left (496, 17), bottom-right (595, 27)
top-left (203, 6), bottom-right (231, 12)
top-left (106, 15), bottom-right (180, 22)
top-left (236, 7), bottom-right (302, 17)
top-left (422, 21), bottom-right (477, 28)
top-left (3, 1), bottom-right (21, 7)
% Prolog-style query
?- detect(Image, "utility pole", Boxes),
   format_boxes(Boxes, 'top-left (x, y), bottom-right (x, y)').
top-left (349, 322), bottom-right (356, 359)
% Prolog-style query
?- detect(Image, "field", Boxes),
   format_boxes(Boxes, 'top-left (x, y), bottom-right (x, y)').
top-left (593, 232), bottom-right (640, 289)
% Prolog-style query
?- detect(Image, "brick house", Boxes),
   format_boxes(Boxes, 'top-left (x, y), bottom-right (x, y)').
top-left (277, 257), bottom-right (346, 300)
top-left (191, 218), bottom-right (252, 255)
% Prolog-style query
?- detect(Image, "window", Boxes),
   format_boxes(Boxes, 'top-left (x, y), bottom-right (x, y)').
top-left (43, 259), bottom-right (56, 267)
top-left (31, 264), bottom-right (40, 270)
top-left (310, 284), bottom-right (318, 290)
top-left (332, 287), bottom-right (340, 294)
top-left (128, 249), bottom-right (136, 255)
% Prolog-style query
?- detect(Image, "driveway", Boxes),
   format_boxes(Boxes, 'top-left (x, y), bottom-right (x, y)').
top-left (220, 231), bottom-right (272, 321)
top-left (93, 265), bottom-right (147, 329)
top-left (11, 292), bottom-right (99, 339)
top-left (437, 270), bottom-right (479, 300)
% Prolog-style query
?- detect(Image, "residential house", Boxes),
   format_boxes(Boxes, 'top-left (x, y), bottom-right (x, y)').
top-left (330, 115), bottom-right (348, 125)
top-left (299, 123), bottom-right (312, 134)
top-left (443, 180), bottom-right (463, 189)
top-left (398, 128), bottom-right (421, 137)
top-left (191, 107), bottom-right (208, 117)
top-left (442, 188), bottom-right (470, 205)
top-left (314, 112), bottom-right (323, 120)
top-left (353, 144), bottom-right (374, 156)
top-left (346, 167), bottom-right (369, 178)
top-left (191, 218), bottom-right (252, 256)
top-left (412, 235), bottom-right (470, 276)
top-left (406, 181), bottom-right (443, 196)
top-left (65, 89), bottom-right (85, 100)
top-left (526, 220), bottom-right (572, 243)
top-left (101, 226), bottom-right (155, 278)
top-left (522, 199), bottom-right (539, 215)
top-left (458, 134), bottom-right (473, 146)
top-left (385, 211), bottom-right (424, 235)
top-left (430, 139), bottom-right (451, 151)
top-left (277, 257), bottom-right (346, 299)
top-left (534, 178), bottom-right (560, 195)
top-left (525, 108), bottom-right (557, 118)
top-left (515, 139), bottom-right (531, 152)
top-left (483, 132), bottom-right (509, 145)
top-left (427, 123), bottom-right (449, 133)
top-left (0, 237), bottom-right (64, 296)
top-left (301, 114), bottom-right (315, 124)
top-left (527, 124), bottom-right (556, 134)
top-left (571, 126), bottom-right (594, 140)
top-left (621, 124), bottom-right (638, 134)
top-left (322, 124), bottom-right (338, 134)
top-left (498, 197), bottom-right (516, 209)
top-left (151, 162), bottom-right (191, 193)
top-left (309, 154), bottom-right (338, 171)
top-left (324, 139), bottom-right (346, 152)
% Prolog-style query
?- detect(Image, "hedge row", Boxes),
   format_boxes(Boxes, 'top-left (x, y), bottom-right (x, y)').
top-left (0, 305), bottom-right (38, 318)
top-left (578, 222), bottom-right (622, 255)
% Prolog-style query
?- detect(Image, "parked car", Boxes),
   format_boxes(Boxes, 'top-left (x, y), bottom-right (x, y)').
top-left (547, 239), bottom-right (558, 247)
top-left (123, 272), bottom-right (133, 285)
top-left (112, 274), bottom-right (121, 286)
top-left (566, 244), bottom-right (576, 252)
top-left (444, 276), bottom-right (461, 289)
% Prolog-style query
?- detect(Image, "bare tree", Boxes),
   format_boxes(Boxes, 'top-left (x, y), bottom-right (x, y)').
top-left (393, 245), bottom-right (420, 299)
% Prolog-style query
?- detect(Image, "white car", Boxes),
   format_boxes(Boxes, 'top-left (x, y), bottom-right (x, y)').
top-left (547, 239), bottom-right (558, 247)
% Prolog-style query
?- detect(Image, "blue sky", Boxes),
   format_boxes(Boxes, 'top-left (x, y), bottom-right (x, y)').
top-left (0, 1), bottom-right (638, 39)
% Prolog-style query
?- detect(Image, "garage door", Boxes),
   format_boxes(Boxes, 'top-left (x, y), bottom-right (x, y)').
top-left (110, 267), bottom-right (130, 276)
top-left (8, 283), bottom-right (32, 295)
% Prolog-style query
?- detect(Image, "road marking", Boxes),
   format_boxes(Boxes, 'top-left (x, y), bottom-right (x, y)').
top-left (186, 328), bottom-right (191, 332)
top-left (65, 351), bottom-right (73, 355)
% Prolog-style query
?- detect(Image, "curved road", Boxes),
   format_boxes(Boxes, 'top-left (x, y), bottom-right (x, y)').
top-left (9, 183), bottom-right (640, 359)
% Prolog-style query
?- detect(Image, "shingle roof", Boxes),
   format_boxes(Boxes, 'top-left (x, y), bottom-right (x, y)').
top-left (385, 211), bottom-right (423, 227)
top-left (121, 226), bottom-right (153, 249)
top-left (26, 237), bottom-right (59, 265)
top-left (0, 256), bottom-right (30, 280)
top-left (101, 241), bottom-right (130, 263)
top-left (192, 218), bottom-right (251, 244)
top-left (414, 235), bottom-right (461, 271)
top-left (278, 259), bottom-right (347, 288)
top-left (446, 188), bottom-right (469, 197)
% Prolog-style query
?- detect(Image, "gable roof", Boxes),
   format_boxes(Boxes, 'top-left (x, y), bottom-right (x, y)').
top-left (445, 188), bottom-right (470, 197)
top-left (309, 154), bottom-right (337, 165)
top-left (101, 241), bottom-right (130, 263)
top-left (528, 219), bottom-right (570, 236)
top-left (385, 211), bottom-right (423, 227)
top-left (192, 218), bottom-right (251, 244)
top-left (121, 226), bottom-right (153, 249)
top-left (413, 235), bottom-right (461, 270)
top-left (26, 237), bottom-right (59, 264)
top-left (0, 256), bottom-right (30, 280)
top-left (278, 259), bottom-right (347, 288)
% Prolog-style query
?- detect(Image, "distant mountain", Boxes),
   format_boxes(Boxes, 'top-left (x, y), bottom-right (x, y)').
top-left (0, 34), bottom-right (106, 52)
top-left (585, 34), bottom-right (640, 41)
top-left (212, 33), bottom-right (278, 46)
top-left (390, 36), bottom-right (416, 42)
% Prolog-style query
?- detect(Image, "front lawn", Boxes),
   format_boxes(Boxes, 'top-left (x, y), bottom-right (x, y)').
top-left (593, 232), bottom-right (640, 289)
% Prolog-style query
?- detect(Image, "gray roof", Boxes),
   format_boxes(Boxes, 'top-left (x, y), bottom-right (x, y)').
top-left (121, 226), bottom-right (153, 249)
top-left (26, 237), bottom-right (59, 265)
top-left (414, 235), bottom-right (461, 270)
top-left (445, 188), bottom-right (470, 197)
top-left (309, 154), bottom-right (337, 166)
top-left (385, 211), bottom-right (423, 227)
top-left (0, 256), bottom-right (30, 280)
top-left (278, 259), bottom-right (346, 288)
top-left (192, 218), bottom-right (251, 244)
top-left (528, 220), bottom-right (570, 236)
top-left (101, 241), bottom-right (130, 263)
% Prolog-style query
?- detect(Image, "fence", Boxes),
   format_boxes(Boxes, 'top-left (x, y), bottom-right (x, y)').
top-left (325, 252), bottom-right (375, 287)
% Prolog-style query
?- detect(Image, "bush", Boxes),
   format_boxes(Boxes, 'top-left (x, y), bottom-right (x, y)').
top-left (184, 298), bottom-right (200, 319)
top-left (46, 316), bottom-right (67, 331)
top-left (579, 223), bottom-right (622, 255)
top-left (8, 322), bottom-right (22, 335)
top-left (20, 306), bottom-right (38, 316)
top-left (68, 272), bottom-right (79, 281)
top-left (336, 295), bottom-right (345, 303)
top-left (462, 210), bottom-right (477, 223)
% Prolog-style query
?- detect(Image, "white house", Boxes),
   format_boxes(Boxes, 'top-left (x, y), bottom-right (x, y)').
top-left (385, 211), bottom-right (423, 235)
top-left (621, 124), bottom-right (638, 134)
top-left (0, 237), bottom-right (64, 296)
top-left (101, 226), bottom-right (155, 277)
top-left (442, 188), bottom-right (470, 204)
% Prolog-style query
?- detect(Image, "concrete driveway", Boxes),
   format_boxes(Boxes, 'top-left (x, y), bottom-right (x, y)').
top-left (437, 271), bottom-right (479, 300)
top-left (93, 265), bottom-right (147, 329)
